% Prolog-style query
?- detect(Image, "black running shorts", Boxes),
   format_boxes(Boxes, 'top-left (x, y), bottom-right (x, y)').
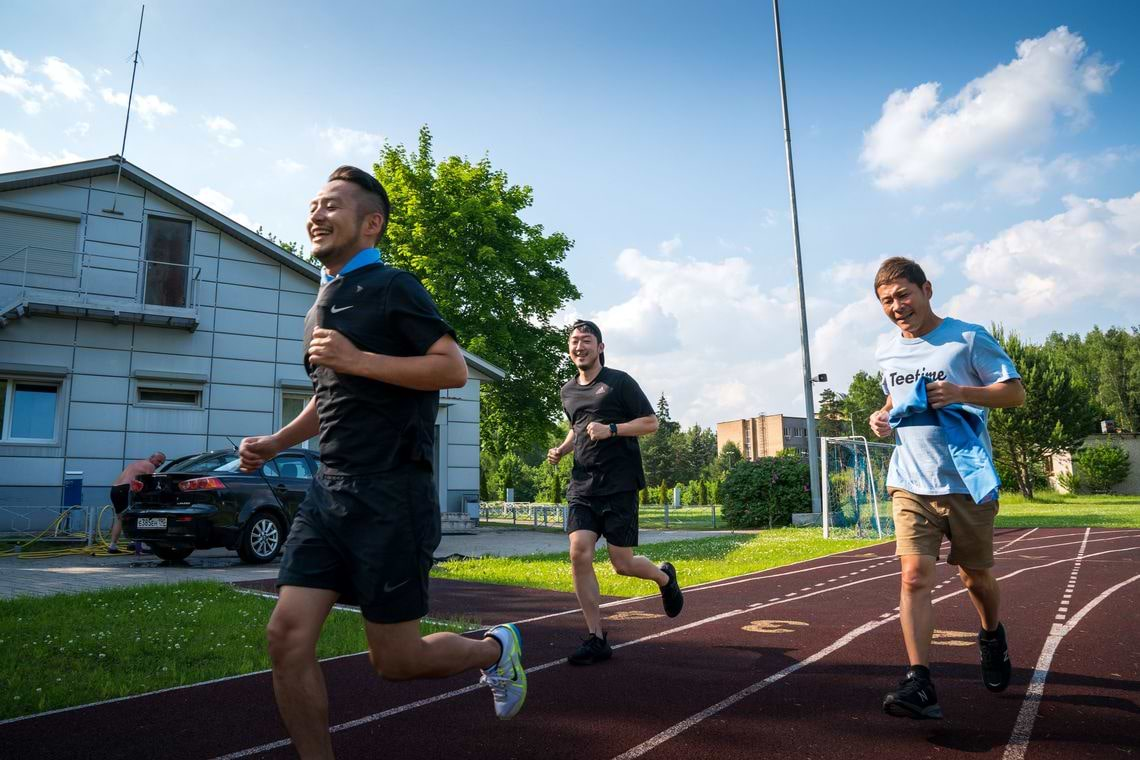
top-left (567, 490), bottom-right (640, 547)
top-left (110, 484), bottom-right (130, 514)
top-left (276, 464), bottom-right (441, 624)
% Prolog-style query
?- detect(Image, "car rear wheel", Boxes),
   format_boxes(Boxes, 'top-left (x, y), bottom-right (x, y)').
top-left (151, 545), bottom-right (194, 562)
top-left (239, 512), bottom-right (284, 564)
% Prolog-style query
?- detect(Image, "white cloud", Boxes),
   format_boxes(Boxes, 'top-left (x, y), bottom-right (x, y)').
top-left (759, 208), bottom-right (779, 228)
top-left (945, 191), bottom-right (1140, 323)
top-left (0, 73), bottom-right (47, 114)
top-left (204, 115), bottom-right (243, 148)
top-left (319, 126), bottom-right (385, 158)
top-left (93, 67), bottom-right (111, 83)
top-left (658, 235), bottom-right (682, 256)
top-left (1, 50), bottom-right (28, 75)
top-left (275, 158), bottom-right (305, 174)
top-left (64, 121), bottom-right (90, 139)
top-left (716, 237), bottom-right (753, 255)
top-left (861, 27), bottom-right (1115, 192)
top-left (192, 187), bottom-right (257, 230)
top-left (100, 88), bottom-right (176, 128)
top-left (41, 56), bottom-right (88, 101)
top-left (0, 130), bottom-right (81, 172)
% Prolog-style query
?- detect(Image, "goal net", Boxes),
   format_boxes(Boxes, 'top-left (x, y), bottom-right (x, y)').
top-left (821, 437), bottom-right (895, 539)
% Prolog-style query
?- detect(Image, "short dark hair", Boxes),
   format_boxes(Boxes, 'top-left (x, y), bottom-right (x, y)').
top-left (327, 165), bottom-right (391, 241)
top-left (874, 256), bottom-right (927, 294)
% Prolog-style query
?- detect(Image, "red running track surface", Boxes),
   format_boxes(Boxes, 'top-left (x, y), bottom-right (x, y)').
top-left (1, 528), bottom-right (1136, 760)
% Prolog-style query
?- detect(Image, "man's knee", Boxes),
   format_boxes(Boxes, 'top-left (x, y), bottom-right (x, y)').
top-left (369, 649), bottom-right (421, 681)
top-left (609, 552), bottom-right (636, 576)
top-left (899, 560), bottom-right (936, 594)
top-left (958, 566), bottom-right (992, 592)
top-left (570, 542), bottom-right (595, 568)
top-left (266, 614), bottom-right (314, 666)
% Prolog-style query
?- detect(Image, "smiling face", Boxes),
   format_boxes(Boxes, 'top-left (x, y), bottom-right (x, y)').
top-left (569, 327), bottom-right (603, 372)
top-left (876, 277), bottom-right (937, 338)
top-left (307, 180), bottom-right (382, 268)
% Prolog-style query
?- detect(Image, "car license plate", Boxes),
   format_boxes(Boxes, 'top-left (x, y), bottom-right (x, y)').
top-left (137, 517), bottom-right (167, 530)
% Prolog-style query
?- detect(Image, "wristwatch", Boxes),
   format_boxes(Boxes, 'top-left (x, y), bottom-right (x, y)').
top-left (609, 423), bottom-right (618, 437)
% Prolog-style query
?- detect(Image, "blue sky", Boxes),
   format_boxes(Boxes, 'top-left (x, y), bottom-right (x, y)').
top-left (3, 0), bottom-right (1138, 427)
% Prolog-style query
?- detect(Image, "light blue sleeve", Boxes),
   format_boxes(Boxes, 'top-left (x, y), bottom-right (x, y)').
top-left (970, 327), bottom-right (1021, 385)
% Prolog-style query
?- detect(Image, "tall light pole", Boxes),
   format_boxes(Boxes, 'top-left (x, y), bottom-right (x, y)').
top-left (772, 0), bottom-right (822, 515)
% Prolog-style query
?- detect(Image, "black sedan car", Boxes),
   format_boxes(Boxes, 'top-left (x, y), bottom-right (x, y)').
top-left (122, 448), bottom-right (319, 563)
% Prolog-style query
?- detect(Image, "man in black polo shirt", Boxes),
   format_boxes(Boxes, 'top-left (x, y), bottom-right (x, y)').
top-left (240, 166), bottom-right (525, 759)
top-left (548, 320), bottom-right (683, 665)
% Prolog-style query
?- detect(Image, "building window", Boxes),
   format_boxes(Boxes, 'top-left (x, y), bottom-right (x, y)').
top-left (138, 387), bottom-right (202, 406)
top-left (143, 215), bottom-right (192, 308)
top-left (136, 384), bottom-right (202, 408)
top-left (281, 391), bottom-right (318, 450)
top-left (0, 379), bottom-right (60, 442)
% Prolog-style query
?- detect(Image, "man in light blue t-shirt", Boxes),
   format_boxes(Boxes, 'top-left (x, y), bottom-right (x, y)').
top-left (868, 257), bottom-right (1025, 720)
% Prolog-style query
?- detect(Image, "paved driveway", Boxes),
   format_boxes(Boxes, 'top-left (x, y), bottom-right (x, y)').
top-left (0, 527), bottom-right (739, 599)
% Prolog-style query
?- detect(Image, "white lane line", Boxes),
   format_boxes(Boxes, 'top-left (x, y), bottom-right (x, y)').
top-left (996, 527), bottom-right (1038, 552)
top-left (995, 534), bottom-right (1135, 556)
top-left (609, 541), bottom-right (1140, 760)
top-left (1003, 581), bottom-right (1139, 758)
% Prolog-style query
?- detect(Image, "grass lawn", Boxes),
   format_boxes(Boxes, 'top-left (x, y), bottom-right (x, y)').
top-left (996, 492), bottom-right (1140, 528)
top-left (0, 580), bottom-right (464, 721)
top-left (431, 527), bottom-right (881, 598)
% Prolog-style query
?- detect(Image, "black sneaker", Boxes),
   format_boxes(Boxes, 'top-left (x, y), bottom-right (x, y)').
top-left (659, 562), bottom-right (683, 618)
top-left (882, 670), bottom-right (943, 719)
top-left (979, 623), bottom-right (1012, 692)
top-left (568, 633), bottom-right (612, 666)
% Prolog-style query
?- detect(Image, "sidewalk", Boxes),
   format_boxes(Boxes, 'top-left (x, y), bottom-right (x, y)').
top-left (0, 527), bottom-right (736, 599)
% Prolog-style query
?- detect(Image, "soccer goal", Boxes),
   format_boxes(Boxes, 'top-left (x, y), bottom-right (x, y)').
top-left (821, 436), bottom-right (895, 540)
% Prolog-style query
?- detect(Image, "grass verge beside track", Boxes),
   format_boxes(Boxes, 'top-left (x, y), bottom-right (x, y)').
top-left (996, 493), bottom-right (1140, 528)
top-left (0, 580), bottom-right (464, 721)
top-left (431, 528), bottom-right (880, 597)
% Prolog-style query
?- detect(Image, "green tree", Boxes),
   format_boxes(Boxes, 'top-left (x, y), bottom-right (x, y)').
top-left (844, 371), bottom-right (888, 440)
top-left (1086, 327), bottom-right (1140, 432)
top-left (989, 330), bottom-right (1098, 499)
top-left (1073, 442), bottom-right (1130, 494)
top-left (717, 441), bottom-right (743, 474)
top-left (817, 388), bottom-right (849, 438)
top-left (374, 125), bottom-right (581, 456)
top-left (721, 456), bottom-right (811, 529)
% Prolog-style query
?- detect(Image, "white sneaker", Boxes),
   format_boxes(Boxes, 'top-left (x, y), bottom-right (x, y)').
top-left (480, 623), bottom-right (527, 720)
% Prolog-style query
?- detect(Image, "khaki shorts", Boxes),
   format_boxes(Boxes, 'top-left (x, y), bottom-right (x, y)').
top-left (890, 488), bottom-right (999, 568)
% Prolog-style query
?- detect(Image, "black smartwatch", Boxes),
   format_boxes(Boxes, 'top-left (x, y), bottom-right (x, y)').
top-left (609, 423), bottom-right (618, 437)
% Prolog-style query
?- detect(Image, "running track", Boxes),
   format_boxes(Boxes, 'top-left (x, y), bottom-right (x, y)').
top-left (2, 528), bottom-right (1136, 759)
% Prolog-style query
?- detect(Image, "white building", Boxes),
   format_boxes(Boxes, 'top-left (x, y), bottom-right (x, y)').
top-left (0, 156), bottom-right (502, 517)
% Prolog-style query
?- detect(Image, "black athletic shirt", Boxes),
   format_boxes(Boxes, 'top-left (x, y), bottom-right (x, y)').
top-left (303, 262), bottom-right (455, 476)
top-left (561, 367), bottom-right (654, 497)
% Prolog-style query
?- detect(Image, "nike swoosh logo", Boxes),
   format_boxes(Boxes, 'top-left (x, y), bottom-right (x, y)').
top-left (330, 305), bottom-right (354, 313)
top-left (383, 579), bottom-right (409, 593)
top-left (986, 682), bottom-right (1003, 688)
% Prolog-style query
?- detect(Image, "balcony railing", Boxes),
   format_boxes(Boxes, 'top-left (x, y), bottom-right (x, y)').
top-left (0, 247), bottom-right (202, 330)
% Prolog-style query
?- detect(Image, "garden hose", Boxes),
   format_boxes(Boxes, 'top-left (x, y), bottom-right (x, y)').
top-left (1, 505), bottom-right (133, 559)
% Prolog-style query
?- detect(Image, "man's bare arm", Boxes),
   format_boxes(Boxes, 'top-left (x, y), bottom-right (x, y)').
top-left (308, 330), bottom-right (467, 391)
top-left (927, 378), bottom-right (1025, 410)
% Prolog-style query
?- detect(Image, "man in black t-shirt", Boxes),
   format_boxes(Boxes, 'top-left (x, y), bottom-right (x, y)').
top-left (548, 320), bottom-right (684, 665)
top-left (239, 166), bottom-right (525, 758)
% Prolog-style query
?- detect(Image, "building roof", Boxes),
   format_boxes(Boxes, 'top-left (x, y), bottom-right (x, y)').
top-left (0, 155), bottom-right (320, 279)
top-left (0, 155), bottom-right (507, 381)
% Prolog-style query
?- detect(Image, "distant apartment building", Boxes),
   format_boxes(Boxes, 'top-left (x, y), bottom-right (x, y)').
top-left (716, 414), bottom-right (809, 460)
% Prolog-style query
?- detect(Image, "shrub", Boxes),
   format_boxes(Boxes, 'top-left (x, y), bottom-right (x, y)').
top-left (1056, 471), bottom-right (1083, 495)
top-left (721, 456), bottom-right (811, 529)
top-left (1074, 443), bottom-right (1130, 494)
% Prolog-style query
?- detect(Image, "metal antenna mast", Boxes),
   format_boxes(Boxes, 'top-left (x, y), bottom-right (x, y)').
top-left (772, 0), bottom-right (823, 515)
top-left (105, 4), bottom-right (145, 216)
